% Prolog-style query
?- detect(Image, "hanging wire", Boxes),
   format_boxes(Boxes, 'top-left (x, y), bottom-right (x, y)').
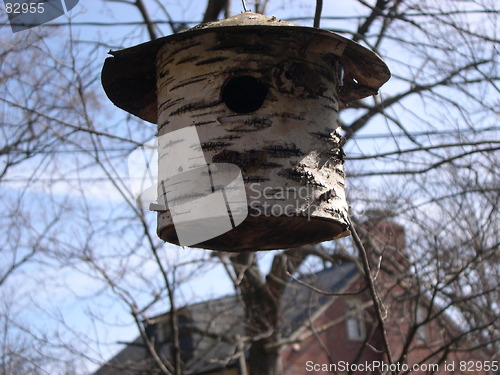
top-left (241, 0), bottom-right (249, 12)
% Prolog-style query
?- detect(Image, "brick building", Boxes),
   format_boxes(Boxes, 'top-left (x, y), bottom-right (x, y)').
top-left (94, 220), bottom-right (496, 374)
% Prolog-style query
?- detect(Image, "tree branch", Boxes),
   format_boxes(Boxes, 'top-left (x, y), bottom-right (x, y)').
top-left (348, 216), bottom-right (395, 374)
top-left (203, 0), bottom-right (229, 22)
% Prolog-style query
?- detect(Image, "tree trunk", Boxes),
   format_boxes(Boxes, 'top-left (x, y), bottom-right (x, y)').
top-left (248, 339), bottom-right (282, 375)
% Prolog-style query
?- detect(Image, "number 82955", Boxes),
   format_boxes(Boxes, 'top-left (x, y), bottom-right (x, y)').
top-left (5, 2), bottom-right (45, 14)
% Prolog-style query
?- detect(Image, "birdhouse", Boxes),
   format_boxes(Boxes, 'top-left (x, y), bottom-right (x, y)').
top-left (101, 12), bottom-right (390, 251)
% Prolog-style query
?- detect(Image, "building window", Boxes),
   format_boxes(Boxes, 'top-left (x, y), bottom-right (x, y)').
top-left (345, 300), bottom-right (366, 341)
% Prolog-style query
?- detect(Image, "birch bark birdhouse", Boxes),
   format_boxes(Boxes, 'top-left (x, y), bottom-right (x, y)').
top-left (101, 12), bottom-right (390, 251)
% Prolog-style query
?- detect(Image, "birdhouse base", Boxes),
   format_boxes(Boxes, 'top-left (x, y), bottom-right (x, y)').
top-left (158, 214), bottom-right (349, 251)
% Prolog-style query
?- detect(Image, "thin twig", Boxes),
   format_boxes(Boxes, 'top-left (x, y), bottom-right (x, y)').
top-left (286, 271), bottom-right (369, 296)
top-left (348, 216), bottom-right (395, 374)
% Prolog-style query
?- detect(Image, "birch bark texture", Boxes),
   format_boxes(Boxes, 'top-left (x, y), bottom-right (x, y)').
top-left (101, 12), bottom-right (391, 251)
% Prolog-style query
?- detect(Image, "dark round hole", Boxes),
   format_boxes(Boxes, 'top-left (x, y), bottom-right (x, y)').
top-left (221, 75), bottom-right (268, 114)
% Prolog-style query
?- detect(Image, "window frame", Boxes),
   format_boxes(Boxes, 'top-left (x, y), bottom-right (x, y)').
top-left (345, 299), bottom-right (367, 342)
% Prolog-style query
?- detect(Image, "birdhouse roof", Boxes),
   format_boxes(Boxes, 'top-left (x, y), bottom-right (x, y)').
top-left (101, 12), bottom-right (391, 124)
